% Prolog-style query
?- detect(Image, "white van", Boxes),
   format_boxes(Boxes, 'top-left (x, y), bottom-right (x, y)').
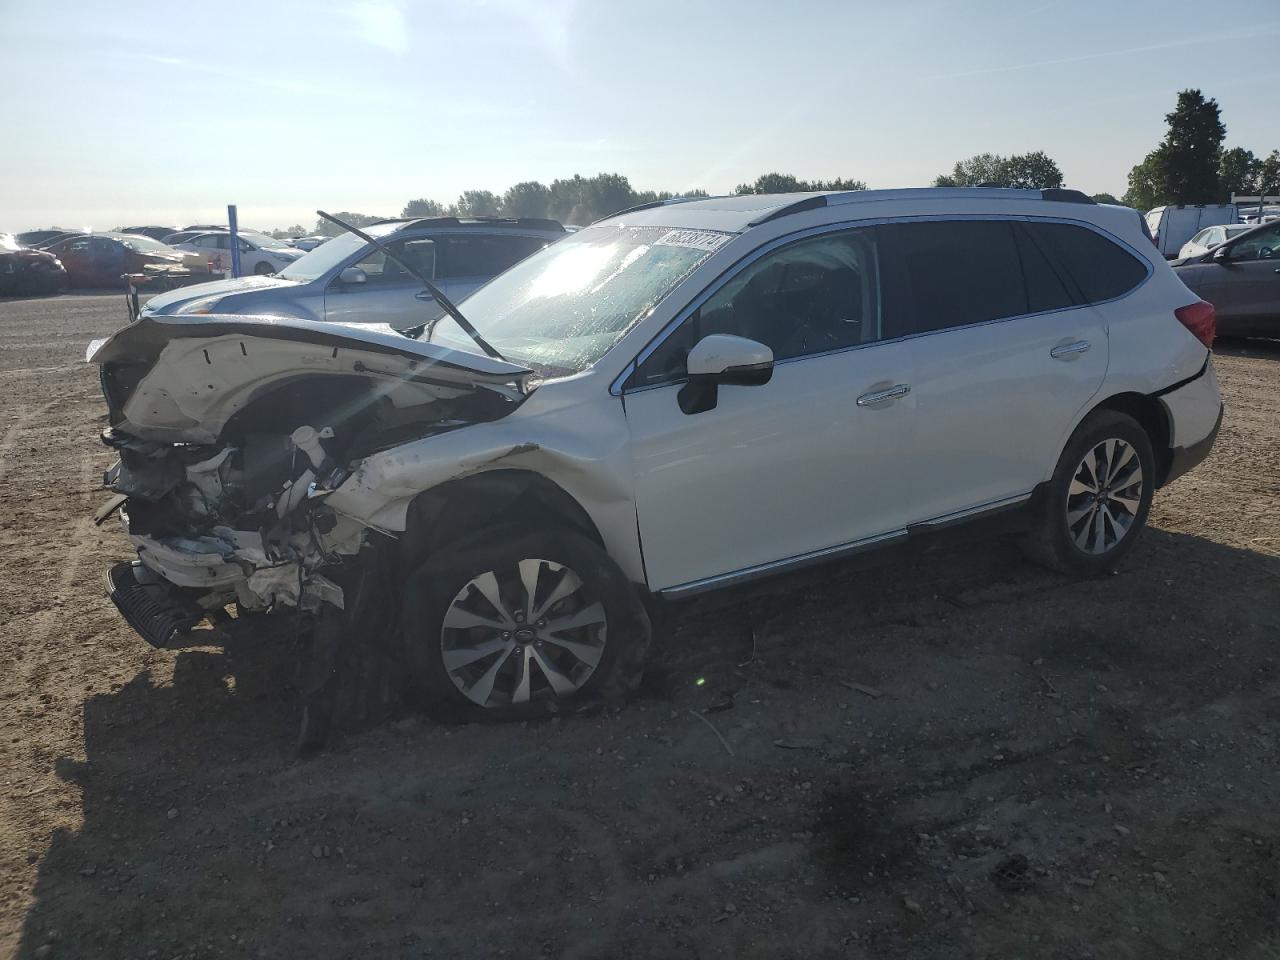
top-left (1145, 204), bottom-right (1237, 259)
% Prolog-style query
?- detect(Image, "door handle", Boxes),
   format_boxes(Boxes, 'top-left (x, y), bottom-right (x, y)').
top-left (856, 384), bottom-right (911, 406)
top-left (1050, 339), bottom-right (1091, 359)
top-left (414, 290), bottom-right (437, 301)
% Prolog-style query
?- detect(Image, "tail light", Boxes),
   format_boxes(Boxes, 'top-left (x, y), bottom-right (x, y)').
top-left (1175, 300), bottom-right (1216, 349)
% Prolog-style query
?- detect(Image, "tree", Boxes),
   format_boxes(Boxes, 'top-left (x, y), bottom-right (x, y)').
top-left (402, 198), bottom-right (445, 218)
top-left (313, 212), bottom-right (384, 236)
top-left (734, 173), bottom-right (866, 194)
top-left (1260, 150), bottom-right (1280, 196)
top-left (501, 181), bottom-right (552, 219)
top-left (1158, 90), bottom-right (1225, 204)
top-left (933, 151), bottom-right (1063, 189)
top-left (1122, 153), bottom-right (1163, 210)
top-left (270, 224), bottom-right (305, 238)
top-left (1091, 193), bottom-right (1121, 205)
top-left (449, 190), bottom-right (501, 218)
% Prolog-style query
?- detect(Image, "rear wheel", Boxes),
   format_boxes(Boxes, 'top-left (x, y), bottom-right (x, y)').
top-left (253, 261), bottom-right (275, 275)
top-left (1021, 410), bottom-right (1155, 576)
top-left (402, 528), bottom-right (650, 722)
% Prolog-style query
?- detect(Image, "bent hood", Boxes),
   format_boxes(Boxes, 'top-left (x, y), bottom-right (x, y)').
top-left (88, 313), bottom-right (532, 443)
top-left (142, 274), bottom-right (295, 314)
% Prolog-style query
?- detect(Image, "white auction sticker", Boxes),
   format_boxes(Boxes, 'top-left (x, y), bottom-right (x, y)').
top-left (654, 229), bottom-right (732, 252)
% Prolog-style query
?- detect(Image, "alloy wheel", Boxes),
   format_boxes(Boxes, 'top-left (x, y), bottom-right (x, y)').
top-left (440, 558), bottom-right (607, 709)
top-left (1066, 438), bottom-right (1144, 555)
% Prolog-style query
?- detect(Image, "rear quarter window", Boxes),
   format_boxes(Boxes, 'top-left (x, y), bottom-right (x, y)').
top-left (1023, 221), bottom-right (1148, 304)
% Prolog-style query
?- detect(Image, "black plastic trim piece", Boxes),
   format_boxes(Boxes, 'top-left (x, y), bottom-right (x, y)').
top-left (1040, 189), bottom-right (1095, 205)
top-left (1163, 403), bottom-right (1223, 487)
top-left (747, 195), bottom-right (829, 226)
top-left (1152, 353), bottom-right (1210, 398)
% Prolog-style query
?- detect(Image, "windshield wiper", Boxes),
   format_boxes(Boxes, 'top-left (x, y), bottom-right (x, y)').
top-left (315, 210), bottom-right (505, 361)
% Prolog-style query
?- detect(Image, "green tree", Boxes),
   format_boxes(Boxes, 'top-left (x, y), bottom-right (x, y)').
top-left (313, 212), bottom-right (384, 236)
top-left (1259, 150), bottom-right (1280, 196)
top-left (1125, 89), bottom-right (1226, 208)
top-left (1090, 193), bottom-right (1121, 205)
top-left (1122, 153), bottom-right (1163, 210)
top-left (449, 190), bottom-right (501, 218)
top-left (270, 224), bottom-right (305, 238)
top-left (402, 198), bottom-right (445, 218)
top-left (934, 151), bottom-right (1063, 189)
top-left (501, 181), bottom-right (552, 218)
top-left (734, 173), bottom-right (865, 194)
top-left (580, 173), bottom-right (636, 221)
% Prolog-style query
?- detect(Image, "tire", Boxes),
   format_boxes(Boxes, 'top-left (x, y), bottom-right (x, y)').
top-left (1021, 409), bottom-right (1155, 577)
top-left (253, 261), bottom-right (275, 276)
top-left (401, 527), bottom-right (651, 723)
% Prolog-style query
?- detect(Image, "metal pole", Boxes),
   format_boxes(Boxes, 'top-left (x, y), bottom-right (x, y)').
top-left (227, 204), bottom-right (242, 278)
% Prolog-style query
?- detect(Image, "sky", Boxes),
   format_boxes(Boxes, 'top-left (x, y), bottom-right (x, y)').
top-left (2, 0), bottom-right (1278, 232)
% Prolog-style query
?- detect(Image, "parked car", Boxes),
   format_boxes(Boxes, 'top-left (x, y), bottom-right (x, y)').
top-left (118, 225), bottom-right (181, 243)
top-left (16, 228), bottom-right (72, 247)
top-left (0, 233), bottom-right (66, 295)
top-left (168, 231), bottom-right (306, 276)
top-left (29, 232), bottom-right (78, 249)
top-left (1177, 223), bottom-right (1255, 260)
top-left (1174, 219), bottom-right (1280, 337)
top-left (161, 229), bottom-right (219, 246)
top-left (1145, 204), bottom-right (1238, 259)
top-left (92, 188), bottom-right (1222, 724)
top-left (42, 233), bottom-right (201, 287)
top-left (140, 217), bottom-right (567, 329)
top-left (289, 235), bottom-right (329, 251)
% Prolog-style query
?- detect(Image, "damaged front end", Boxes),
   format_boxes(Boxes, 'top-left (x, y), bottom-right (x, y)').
top-left (89, 313), bottom-right (532, 648)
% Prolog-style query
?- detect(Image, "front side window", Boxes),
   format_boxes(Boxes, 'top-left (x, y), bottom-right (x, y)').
top-left (351, 238), bottom-right (437, 284)
top-left (631, 228), bottom-right (882, 387)
top-left (1229, 223), bottom-right (1280, 261)
top-left (427, 224), bottom-right (727, 375)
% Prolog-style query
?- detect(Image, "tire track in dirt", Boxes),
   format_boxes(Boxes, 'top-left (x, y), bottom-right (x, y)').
top-left (0, 402), bottom-right (55, 486)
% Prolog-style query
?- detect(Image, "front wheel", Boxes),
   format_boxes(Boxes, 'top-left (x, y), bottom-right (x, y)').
top-left (1021, 410), bottom-right (1155, 577)
top-left (402, 528), bottom-right (651, 722)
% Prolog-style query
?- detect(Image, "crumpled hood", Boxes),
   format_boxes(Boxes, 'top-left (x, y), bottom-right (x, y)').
top-left (142, 274), bottom-right (295, 314)
top-left (87, 312), bottom-right (532, 443)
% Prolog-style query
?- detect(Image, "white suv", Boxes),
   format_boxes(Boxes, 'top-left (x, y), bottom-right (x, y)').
top-left (91, 188), bottom-right (1222, 724)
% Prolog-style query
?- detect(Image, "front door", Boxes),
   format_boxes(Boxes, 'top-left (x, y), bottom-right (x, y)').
top-left (1208, 223), bottom-right (1280, 324)
top-left (623, 226), bottom-right (916, 593)
top-left (323, 237), bottom-right (440, 328)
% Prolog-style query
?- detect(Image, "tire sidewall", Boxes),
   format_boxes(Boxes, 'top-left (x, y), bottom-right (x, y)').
top-left (401, 526), bottom-right (650, 723)
top-left (1042, 410), bottom-right (1155, 575)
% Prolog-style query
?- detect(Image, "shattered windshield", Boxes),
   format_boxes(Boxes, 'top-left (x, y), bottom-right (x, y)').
top-left (427, 224), bottom-right (731, 374)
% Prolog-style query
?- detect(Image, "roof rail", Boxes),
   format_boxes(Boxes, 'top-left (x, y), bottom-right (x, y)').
top-left (599, 195), bottom-right (724, 223)
top-left (387, 216), bottom-right (565, 232)
top-left (748, 194), bottom-right (828, 226)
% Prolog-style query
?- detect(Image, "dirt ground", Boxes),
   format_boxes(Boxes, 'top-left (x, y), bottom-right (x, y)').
top-left (1, 292), bottom-right (1278, 960)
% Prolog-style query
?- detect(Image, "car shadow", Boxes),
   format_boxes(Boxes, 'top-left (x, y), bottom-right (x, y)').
top-left (1215, 336), bottom-right (1280, 360)
top-left (12, 527), bottom-right (1280, 958)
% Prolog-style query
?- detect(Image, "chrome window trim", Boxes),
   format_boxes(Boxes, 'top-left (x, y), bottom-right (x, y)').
top-left (611, 214), bottom-right (1153, 397)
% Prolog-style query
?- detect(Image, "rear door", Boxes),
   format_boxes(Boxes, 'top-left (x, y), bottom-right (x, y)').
top-left (884, 218), bottom-right (1111, 522)
top-left (323, 237), bottom-right (440, 328)
top-left (437, 234), bottom-right (551, 303)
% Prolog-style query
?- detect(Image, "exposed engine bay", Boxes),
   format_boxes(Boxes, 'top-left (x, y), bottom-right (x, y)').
top-left (90, 314), bottom-right (534, 644)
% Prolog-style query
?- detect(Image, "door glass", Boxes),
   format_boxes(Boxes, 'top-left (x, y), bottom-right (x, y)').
top-left (879, 220), bottom-right (1027, 332)
top-left (439, 235), bottom-right (547, 279)
top-left (1230, 224), bottom-right (1280, 261)
top-left (1014, 223), bottom-right (1076, 313)
top-left (631, 228), bottom-right (882, 387)
top-left (349, 239), bottom-right (436, 284)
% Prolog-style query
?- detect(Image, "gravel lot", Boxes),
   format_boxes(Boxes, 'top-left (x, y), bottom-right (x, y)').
top-left (1, 293), bottom-right (1278, 960)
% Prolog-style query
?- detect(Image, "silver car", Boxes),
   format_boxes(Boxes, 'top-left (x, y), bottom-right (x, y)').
top-left (141, 217), bottom-right (566, 329)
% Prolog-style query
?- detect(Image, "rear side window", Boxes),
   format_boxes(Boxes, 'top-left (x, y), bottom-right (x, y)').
top-left (1013, 223), bottom-right (1075, 314)
top-left (439, 235), bottom-right (548, 279)
top-left (1022, 221), bottom-right (1148, 304)
top-left (879, 220), bottom-right (1027, 333)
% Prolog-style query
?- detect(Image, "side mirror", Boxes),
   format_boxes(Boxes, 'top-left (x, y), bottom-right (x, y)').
top-left (338, 266), bottom-right (367, 285)
top-left (678, 334), bottom-right (774, 415)
top-left (1212, 245), bottom-right (1231, 262)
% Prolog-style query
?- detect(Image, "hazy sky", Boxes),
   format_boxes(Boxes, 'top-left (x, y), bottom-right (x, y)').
top-left (2, 0), bottom-right (1278, 231)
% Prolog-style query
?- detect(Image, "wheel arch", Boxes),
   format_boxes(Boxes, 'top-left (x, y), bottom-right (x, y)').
top-left (399, 468), bottom-right (607, 573)
top-left (1084, 391), bottom-right (1173, 485)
